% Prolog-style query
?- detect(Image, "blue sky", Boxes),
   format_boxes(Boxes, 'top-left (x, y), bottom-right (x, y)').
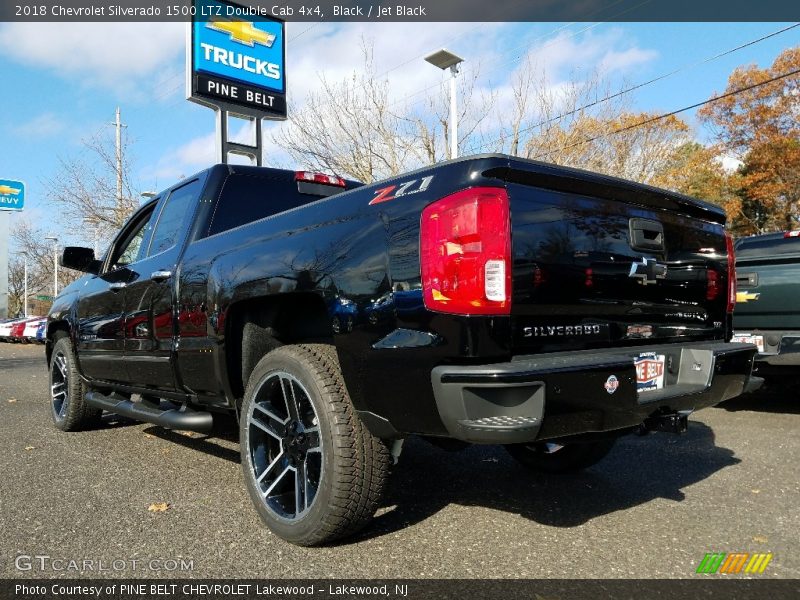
top-left (1, 21), bottom-right (798, 245)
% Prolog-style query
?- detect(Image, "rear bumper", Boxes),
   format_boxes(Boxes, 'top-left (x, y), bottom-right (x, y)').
top-left (757, 332), bottom-right (800, 367)
top-left (431, 341), bottom-right (758, 444)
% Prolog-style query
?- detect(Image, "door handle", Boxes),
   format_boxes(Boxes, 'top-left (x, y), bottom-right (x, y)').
top-left (150, 270), bottom-right (172, 282)
top-left (109, 282), bottom-right (127, 292)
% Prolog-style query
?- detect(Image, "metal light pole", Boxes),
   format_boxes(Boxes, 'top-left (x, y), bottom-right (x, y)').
top-left (45, 236), bottom-right (58, 298)
top-left (424, 48), bottom-right (465, 160)
top-left (23, 254), bottom-right (28, 317)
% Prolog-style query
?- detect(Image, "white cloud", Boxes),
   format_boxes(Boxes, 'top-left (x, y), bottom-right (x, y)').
top-left (0, 22), bottom-right (184, 97)
top-left (13, 112), bottom-right (67, 138)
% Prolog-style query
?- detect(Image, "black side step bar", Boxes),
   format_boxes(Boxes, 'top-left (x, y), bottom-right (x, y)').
top-left (85, 391), bottom-right (213, 433)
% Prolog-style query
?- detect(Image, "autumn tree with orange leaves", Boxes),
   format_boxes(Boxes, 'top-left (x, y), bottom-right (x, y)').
top-left (699, 47), bottom-right (800, 234)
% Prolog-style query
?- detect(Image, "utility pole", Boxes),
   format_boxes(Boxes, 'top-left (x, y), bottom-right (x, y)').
top-left (111, 107), bottom-right (127, 221)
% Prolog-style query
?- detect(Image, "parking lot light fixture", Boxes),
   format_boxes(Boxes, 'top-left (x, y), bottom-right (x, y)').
top-left (424, 48), bottom-right (465, 160)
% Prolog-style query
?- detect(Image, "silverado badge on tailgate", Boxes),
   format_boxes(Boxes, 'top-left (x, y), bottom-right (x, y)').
top-left (635, 351), bottom-right (666, 392)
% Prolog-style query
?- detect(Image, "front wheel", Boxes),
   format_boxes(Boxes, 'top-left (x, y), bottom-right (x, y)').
top-left (49, 335), bottom-right (102, 431)
top-left (240, 344), bottom-right (389, 546)
top-left (504, 439), bottom-right (616, 473)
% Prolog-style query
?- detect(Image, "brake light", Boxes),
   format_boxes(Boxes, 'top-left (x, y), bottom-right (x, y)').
top-left (725, 232), bottom-right (736, 314)
top-left (420, 187), bottom-right (511, 315)
top-left (294, 171), bottom-right (346, 187)
top-left (784, 231), bottom-right (800, 238)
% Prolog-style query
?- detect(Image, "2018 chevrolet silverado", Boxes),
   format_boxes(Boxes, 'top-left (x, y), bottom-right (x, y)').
top-left (46, 155), bottom-right (759, 545)
top-left (733, 231), bottom-right (800, 378)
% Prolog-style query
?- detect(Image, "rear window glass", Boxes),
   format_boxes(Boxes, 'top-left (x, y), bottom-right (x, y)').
top-left (208, 174), bottom-right (318, 236)
top-left (735, 235), bottom-right (800, 259)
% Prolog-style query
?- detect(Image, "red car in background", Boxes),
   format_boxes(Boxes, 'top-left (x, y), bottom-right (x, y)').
top-left (10, 321), bottom-right (27, 342)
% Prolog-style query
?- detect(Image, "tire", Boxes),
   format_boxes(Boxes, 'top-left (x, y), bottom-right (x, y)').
top-left (504, 439), bottom-right (616, 474)
top-left (240, 344), bottom-right (390, 546)
top-left (49, 335), bottom-right (102, 431)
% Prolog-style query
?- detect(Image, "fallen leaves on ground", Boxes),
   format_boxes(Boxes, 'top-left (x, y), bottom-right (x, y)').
top-left (147, 502), bottom-right (170, 513)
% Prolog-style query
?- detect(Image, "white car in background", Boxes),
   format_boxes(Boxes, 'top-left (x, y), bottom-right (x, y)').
top-left (22, 318), bottom-right (46, 343)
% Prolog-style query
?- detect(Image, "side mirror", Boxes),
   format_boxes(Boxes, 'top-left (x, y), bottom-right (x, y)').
top-left (60, 246), bottom-right (101, 274)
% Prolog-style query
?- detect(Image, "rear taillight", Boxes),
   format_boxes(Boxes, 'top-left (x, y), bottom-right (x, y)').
top-left (420, 187), bottom-right (511, 315)
top-left (784, 231), bottom-right (800, 238)
top-left (725, 232), bottom-right (736, 314)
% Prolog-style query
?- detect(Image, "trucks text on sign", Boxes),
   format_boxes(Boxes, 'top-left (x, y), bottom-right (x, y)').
top-left (189, 0), bottom-right (286, 119)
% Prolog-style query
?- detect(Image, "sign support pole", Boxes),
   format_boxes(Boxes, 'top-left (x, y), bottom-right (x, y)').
top-left (215, 106), bottom-right (264, 166)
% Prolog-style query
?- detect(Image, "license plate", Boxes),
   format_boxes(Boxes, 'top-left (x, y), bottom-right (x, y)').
top-left (635, 352), bottom-right (666, 392)
top-left (732, 333), bottom-right (765, 353)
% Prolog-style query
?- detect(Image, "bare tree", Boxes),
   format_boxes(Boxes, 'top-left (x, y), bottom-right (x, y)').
top-left (273, 39), bottom-right (496, 183)
top-left (7, 220), bottom-right (82, 315)
top-left (42, 128), bottom-right (139, 242)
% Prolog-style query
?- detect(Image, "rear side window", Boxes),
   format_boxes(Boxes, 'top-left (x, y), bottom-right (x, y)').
top-left (736, 235), bottom-right (800, 259)
top-left (208, 174), bottom-right (316, 236)
top-left (147, 179), bottom-right (201, 257)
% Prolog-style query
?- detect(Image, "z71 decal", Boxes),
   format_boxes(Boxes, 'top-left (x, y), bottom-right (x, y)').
top-left (369, 176), bottom-right (434, 205)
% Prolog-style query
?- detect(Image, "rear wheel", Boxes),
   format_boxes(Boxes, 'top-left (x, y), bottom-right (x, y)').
top-left (240, 344), bottom-right (389, 546)
top-left (504, 439), bottom-right (616, 473)
top-left (49, 335), bottom-right (102, 431)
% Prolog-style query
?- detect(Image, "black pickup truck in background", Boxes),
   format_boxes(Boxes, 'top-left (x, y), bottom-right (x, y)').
top-left (733, 231), bottom-right (800, 379)
top-left (46, 154), bottom-right (759, 545)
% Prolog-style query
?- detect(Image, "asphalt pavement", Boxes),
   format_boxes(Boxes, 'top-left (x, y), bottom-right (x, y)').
top-left (1, 341), bottom-right (798, 579)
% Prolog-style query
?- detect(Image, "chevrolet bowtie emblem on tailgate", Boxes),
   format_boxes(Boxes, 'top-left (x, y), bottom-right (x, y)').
top-left (629, 257), bottom-right (667, 285)
top-left (207, 19), bottom-right (275, 47)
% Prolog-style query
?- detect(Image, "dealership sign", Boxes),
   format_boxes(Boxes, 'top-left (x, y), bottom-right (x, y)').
top-left (188, 0), bottom-right (286, 119)
top-left (0, 178), bottom-right (25, 211)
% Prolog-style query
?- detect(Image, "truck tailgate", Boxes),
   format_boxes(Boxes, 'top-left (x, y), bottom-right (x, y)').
top-left (505, 171), bottom-right (731, 355)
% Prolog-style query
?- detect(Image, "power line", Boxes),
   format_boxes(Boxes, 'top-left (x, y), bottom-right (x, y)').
top-left (477, 22), bottom-right (800, 152)
top-left (530, 66), bottom-right (800, 160)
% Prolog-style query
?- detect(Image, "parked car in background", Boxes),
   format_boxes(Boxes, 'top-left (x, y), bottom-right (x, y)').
top-left (10, 321), bottom-right (28, 342)
top-left (733, 231), bottom-right (800, 380)
top-left (36, 319), bottom-right (47, 344)
top-left (23, 318), bottom-right (46, 343)
top-left (0, 318), bottom-right (28, 341)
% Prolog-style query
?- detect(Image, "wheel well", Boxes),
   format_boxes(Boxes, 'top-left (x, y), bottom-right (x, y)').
top-left (46, 322), bottom-right (70, 366)
top-left (225, 293), bottom-right (333, 405)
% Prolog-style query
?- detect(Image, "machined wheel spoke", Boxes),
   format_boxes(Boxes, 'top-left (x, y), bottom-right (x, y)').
top-left (262, 465), bottom-right (291, 498)
top-left (295, 461), bottom-right (307, 515)
top-left (281, 376), bottom-right (302, 422)
top-left (255, 451), bottom-right (284, 484)
top-left (55, 355), bottom-right (68, 379)
top-left (251, 403), bottom-right (287, 440)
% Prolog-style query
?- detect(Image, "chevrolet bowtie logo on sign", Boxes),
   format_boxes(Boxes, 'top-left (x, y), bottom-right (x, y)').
top-left (0, 185), bottom-right (21, 196)
top-left (696, 552), bottom-right (773, 574)
top-left (190, 0), bottom-right (286, 119)
top-left (207, 19), bottom-right (275, 47)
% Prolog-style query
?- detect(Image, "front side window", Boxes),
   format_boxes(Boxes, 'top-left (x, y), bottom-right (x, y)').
top-left (108, 203), bottom-right (158, 270)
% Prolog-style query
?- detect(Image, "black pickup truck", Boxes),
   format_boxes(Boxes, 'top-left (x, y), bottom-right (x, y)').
top-left (47, 154), bottom-right (759, 545)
